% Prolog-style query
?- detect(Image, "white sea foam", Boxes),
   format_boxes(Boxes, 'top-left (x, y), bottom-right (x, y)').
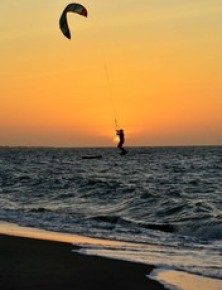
top-left (148, 268), bottom-right (222, 290)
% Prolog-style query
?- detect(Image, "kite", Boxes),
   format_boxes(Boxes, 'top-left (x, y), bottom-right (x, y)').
top-left (59, 3), bottom-right (88, 39)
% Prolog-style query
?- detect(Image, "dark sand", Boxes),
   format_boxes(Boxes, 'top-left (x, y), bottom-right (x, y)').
top-left (0, 234), bottom-right (166, 290)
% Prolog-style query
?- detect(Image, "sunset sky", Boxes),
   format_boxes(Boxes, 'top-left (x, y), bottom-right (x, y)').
top-left (1, 1), bottom-right (222, 147)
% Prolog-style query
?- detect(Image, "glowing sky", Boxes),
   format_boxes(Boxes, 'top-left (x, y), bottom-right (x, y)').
top-left (0, 1), bottom-right (222, 147)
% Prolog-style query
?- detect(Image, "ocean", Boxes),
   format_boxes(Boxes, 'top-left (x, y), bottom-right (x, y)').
top-left (0, 146), bottom-right (222, 287)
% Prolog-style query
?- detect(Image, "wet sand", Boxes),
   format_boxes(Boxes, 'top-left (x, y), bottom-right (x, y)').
top-left (0, 234), bottom-right (165, 290)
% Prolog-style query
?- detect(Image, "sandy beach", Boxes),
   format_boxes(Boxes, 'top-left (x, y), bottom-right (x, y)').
top-left (0, 233), bottom-right (165, 290)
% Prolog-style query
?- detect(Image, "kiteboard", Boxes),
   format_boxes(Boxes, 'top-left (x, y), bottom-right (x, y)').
top-left (120, 149), bottom-right (128, 156)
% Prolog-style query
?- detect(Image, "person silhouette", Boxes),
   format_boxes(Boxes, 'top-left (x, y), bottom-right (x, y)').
top-left (116, 129), bottom-right (127, 155)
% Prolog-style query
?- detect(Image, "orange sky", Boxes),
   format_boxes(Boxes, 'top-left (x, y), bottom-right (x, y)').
top-left (0, 1), bottom-right (222, 147)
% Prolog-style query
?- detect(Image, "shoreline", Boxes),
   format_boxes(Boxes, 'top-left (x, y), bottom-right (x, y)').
top-left (0, 222), bottom-right (165, 290)
top-left (1, 222), bottom-right (222, 290)
top-left (0, 235), bottom-right (164, 290)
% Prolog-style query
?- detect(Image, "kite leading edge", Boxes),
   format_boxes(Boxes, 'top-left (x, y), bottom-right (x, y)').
top-left (59, 3), bottom-right (88, 39)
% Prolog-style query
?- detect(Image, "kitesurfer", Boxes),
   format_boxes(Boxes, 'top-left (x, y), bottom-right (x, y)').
top-left (116, 129), bottom-right (127, 155)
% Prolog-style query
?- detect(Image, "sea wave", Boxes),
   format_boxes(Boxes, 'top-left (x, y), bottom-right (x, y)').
top-left (0, 146), bottom-right (222, 279)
